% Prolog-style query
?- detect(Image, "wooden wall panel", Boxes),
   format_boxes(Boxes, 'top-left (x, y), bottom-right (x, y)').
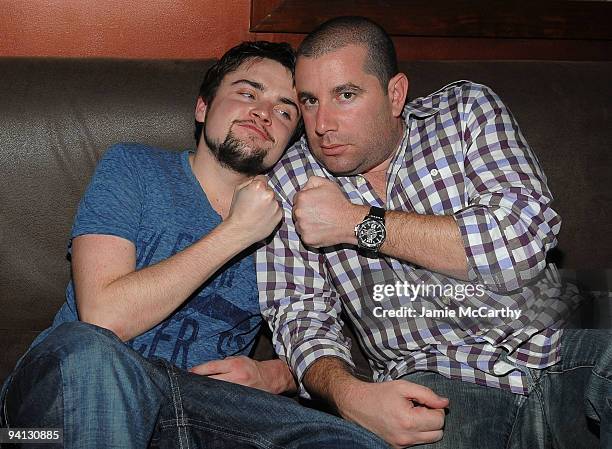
top-left (251, 0), bottom-right (612, 60)
top-left (253, 33), bottom-right (612, 61)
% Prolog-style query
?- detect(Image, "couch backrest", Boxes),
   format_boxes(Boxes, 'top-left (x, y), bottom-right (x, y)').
top-left (1, 59), bottom-right (610, 382)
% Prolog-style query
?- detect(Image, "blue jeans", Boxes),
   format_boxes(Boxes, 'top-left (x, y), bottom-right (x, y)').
top-left (401, 329), bottom-right (611, 449)
top-left (0, 322), bottom-right (389, 449)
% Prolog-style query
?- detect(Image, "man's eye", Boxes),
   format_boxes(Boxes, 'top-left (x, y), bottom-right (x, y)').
top-left (302, 98), bottom-right (317, 107)
top-left (276, 109), bottom-right (292, 120)
top-left (339, 92), bottom-right (355, 101)
top-left (240, 92), bottom-right (255, 99)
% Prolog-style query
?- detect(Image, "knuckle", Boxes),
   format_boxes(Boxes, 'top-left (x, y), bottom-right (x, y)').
top-left (397, 415), bottom-right (415, 431)
top-left (432, 430), bottom-right (444, 443)
top-left (437, 414), bottom-right (446, 428)
top-left (394, 434), bottom-right (415, 448)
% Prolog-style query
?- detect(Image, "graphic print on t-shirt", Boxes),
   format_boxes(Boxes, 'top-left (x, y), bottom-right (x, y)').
top-left (128, 229), bottom-right (260, 369)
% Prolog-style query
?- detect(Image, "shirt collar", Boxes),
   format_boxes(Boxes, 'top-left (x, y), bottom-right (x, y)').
top-left (402, 100), bottom-right (439, 120)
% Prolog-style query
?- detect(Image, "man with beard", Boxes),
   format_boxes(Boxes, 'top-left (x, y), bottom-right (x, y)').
top-left (0, 42), bottom-right (388, 449)
top-left (258, 16), bottom-right (611, 449)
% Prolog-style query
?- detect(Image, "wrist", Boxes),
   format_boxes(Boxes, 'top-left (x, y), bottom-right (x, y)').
top-left (260, 359), bottom-right (296, 394)
top-left (303, 357), bottom-right (363, 415)
top-left (354, 206), bottom-right (387, 253)
top-left (330, 374), bottom-right (368, 419)
top-left (217, 219), bottom-right (255, 248)
top-left (304, 359), bottom-right (365, 416)
top-left (344, 204), bottom-right (368, 245)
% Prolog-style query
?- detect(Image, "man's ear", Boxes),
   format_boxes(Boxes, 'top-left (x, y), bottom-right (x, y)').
top-left (195, 97), bottom-right (207, 122)
top-left (387, 73), bottom-right (409, 118)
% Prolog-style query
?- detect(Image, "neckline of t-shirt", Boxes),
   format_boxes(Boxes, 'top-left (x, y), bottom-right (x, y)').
top-left (180, 150), bottom-right (222, 222)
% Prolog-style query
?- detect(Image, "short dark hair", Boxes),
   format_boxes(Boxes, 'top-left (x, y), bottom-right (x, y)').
top-left (195, 41), bottom-right (299, 145)
top-left (297, 16), bottom-right (398, 91)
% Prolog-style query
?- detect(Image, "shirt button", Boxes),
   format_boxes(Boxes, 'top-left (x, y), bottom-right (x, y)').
top-left (430, 168), bottom-right (439, 177)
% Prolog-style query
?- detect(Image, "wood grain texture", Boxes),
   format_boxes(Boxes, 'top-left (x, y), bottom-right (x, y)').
top-left (253, 33), bottom-right (612, 60)
top-left (251, 0), bottom-right (612, 60)
top-left (250, 0), bottom-right (612, 40)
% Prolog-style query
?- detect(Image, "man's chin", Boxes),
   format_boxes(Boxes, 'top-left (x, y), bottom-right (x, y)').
top-left (313, 153), bottom-right (360, 176)
top-left (220, 155), bottom-right (268, 176)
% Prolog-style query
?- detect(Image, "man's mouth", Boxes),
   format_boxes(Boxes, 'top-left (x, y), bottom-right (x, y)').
top-left (236, 123), bottom-right (272, 142)
top-left (319, 143), bottom-right (348, 156)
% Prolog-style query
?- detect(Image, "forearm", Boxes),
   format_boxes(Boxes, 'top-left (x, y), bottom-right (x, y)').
top-left (344, 205), bottom-right (468, 280)
top-left (302, 357), bottom-right (360, 414)
top-left (383, 210), bottom-right (468, 280)
top-left (77, 221), bottom-right (250, 340)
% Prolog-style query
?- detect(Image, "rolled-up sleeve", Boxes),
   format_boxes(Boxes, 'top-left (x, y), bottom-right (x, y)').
top-left (453, 84), bottom-right (561, 293)
top-left (256, 194), bottom-right (354, 397)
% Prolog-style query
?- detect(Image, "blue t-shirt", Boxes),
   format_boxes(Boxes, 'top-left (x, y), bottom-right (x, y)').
top-left (38, 143), bottom-right (261, 370)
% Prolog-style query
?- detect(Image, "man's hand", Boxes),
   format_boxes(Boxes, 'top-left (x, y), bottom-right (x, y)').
top-left (336, 379), bottom-right (447, 449)
top-left (225, 176), bottom-right (283, 245)
top-left (189, 356), bottom-right (296, 394)
top-left (304, 358), bottom-right (448, 448)
top-left (293, 176), bottom-right (366, 247)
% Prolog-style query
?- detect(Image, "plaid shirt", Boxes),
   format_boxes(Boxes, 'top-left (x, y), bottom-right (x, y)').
top-left (257, 81), bottom-right (579, 396)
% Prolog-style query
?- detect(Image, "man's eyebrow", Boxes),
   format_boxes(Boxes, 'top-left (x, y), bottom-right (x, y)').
top-left (298, 90), bottom-right (315, 101)
top-left (280, 97), bottom-right (299, 115)
top-left (231, 79), bottom-right (265, 91)
top-left (297, 84), bottom-right (365, 101)
top-left (332, 83), bottom-right (365, 95)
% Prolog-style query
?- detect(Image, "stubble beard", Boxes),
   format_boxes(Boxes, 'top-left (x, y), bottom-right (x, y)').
top-left (204, 120), bottom-right (268, 176)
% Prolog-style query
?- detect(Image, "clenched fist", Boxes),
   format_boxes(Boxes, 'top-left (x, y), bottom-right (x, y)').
top-left (336, 379), bottom-right (448, 449)
top-left (225, 176), bottom-right (282, 245)
top-left (293, 176), bottom-right (366, 248)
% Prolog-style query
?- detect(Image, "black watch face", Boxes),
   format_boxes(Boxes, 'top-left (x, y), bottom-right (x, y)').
top-left (357, 219), bottom-right (386, 249)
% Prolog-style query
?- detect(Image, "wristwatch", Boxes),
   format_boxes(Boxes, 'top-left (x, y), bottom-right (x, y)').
top-left (354, 206), bottom-right (386, 253)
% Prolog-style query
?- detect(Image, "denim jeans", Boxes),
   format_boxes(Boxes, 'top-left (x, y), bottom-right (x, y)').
top-left (401, 329), bottom-right (611, 449)
top-left (0, 322), bottom-right (389, 449)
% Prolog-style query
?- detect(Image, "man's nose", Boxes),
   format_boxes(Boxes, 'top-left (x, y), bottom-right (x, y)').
top-left (315, 103), bottom-right (337, 136)
top-left (250, 102), bottom-right (272, 125)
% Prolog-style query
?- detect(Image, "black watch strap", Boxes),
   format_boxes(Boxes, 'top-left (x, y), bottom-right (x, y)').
top-left (368, 206), bottom-right (385, 221)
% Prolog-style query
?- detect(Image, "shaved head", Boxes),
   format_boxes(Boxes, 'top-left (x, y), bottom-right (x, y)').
top-left (297, 16), bottom-right (398, 91)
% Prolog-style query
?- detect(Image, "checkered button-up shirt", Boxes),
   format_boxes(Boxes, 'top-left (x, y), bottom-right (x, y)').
top-left (257, 81), bottom-right (578, 396)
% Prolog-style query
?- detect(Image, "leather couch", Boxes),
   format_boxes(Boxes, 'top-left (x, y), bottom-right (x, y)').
top-left (1, 58), bottom-right (611, 385)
